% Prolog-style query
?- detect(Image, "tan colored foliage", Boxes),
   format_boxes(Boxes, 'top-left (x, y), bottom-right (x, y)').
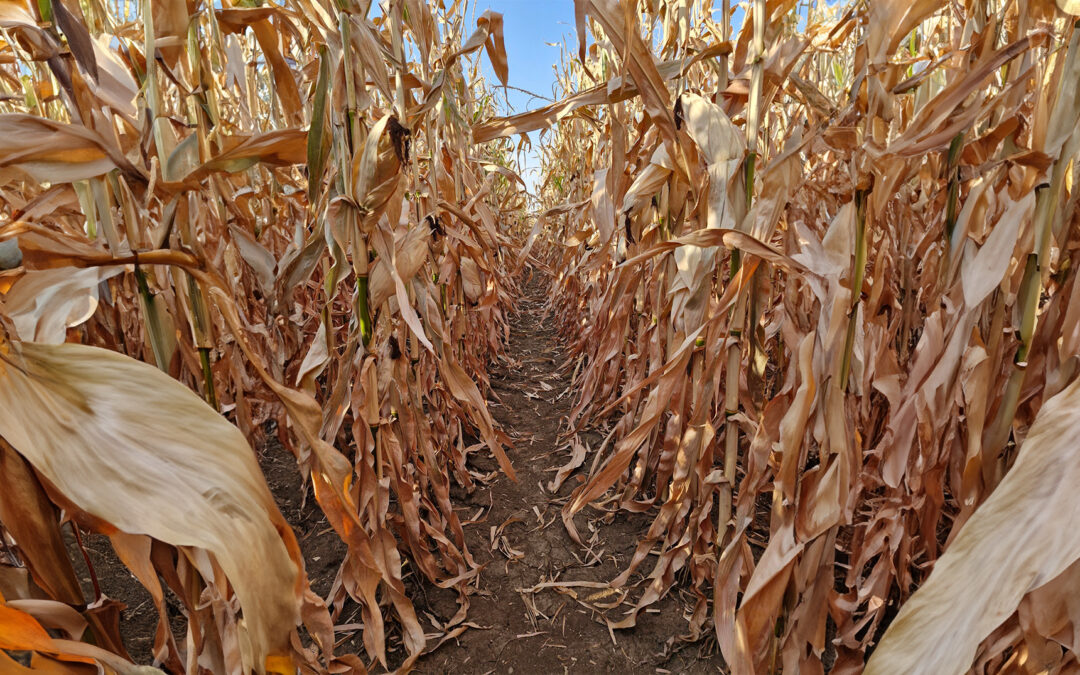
top-left (0, 0), bottom-right (525, 671)
top-left (3, 0), bottom-right (1080, 672)
top-left (521, 0), bottom-right (1080, 672)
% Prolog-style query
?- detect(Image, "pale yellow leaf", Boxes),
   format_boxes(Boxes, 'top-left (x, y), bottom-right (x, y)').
top-left (868, 377), bottom-right (1080, 675)
top-left (0, 341), bottom-right (302, 672)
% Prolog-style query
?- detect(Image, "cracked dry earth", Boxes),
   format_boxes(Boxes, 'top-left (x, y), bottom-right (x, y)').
top-left (411, 274), bottom-right (723, 674)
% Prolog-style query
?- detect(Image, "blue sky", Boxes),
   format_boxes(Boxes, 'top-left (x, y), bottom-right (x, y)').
top-left (472, 0), bottom-right (578, 111)
top-left (470, 0), bottom-right (579, 196)
top-left (369, 0), bottom-right (575, 196)
top-left (464, 1), bottom-right (744, 197)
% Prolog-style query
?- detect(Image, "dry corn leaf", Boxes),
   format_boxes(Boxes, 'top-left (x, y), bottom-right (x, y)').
top-left (0, 340), bottom-right (303, 672)
top-left (868, 377), bottom-right (1080, 674)
top-left (0, 115), bottom-right (119, 183)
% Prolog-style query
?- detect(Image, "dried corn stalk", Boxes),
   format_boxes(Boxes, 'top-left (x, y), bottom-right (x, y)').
top-left (517, 0), bottom-right (1080, 671)
top-left (0, 0), bottom-right (526, 670)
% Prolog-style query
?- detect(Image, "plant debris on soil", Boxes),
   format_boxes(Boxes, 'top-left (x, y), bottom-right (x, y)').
top-left (409, 276), bottom-right (722, 674)
top-left (62, 274), bottom-right (722, 673)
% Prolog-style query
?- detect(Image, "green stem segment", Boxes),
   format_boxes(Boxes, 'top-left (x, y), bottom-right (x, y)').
top-left (357, 274), bottom-right (373, 346)
top-left (134, 267), bottom-right (170, 372)
top-left (944, 131), bottom-right (964, 245)
top-left (199, 347), bottom-right (218, 410)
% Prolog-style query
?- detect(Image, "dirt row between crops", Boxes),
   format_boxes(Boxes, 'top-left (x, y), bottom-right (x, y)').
top-left (67, 271), bottom-right (723, 673)
top-left (407, 272), bottom-right (721, 674)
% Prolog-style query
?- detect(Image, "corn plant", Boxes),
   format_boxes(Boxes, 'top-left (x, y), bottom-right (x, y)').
top-left (496, 0), bottom-right (1080, 672)
top-left (0, 0), bottom-right (525, 671)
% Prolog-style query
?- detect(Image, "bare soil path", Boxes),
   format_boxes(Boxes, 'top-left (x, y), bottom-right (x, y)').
top-left (412, 273), bottom-right (722, 674)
